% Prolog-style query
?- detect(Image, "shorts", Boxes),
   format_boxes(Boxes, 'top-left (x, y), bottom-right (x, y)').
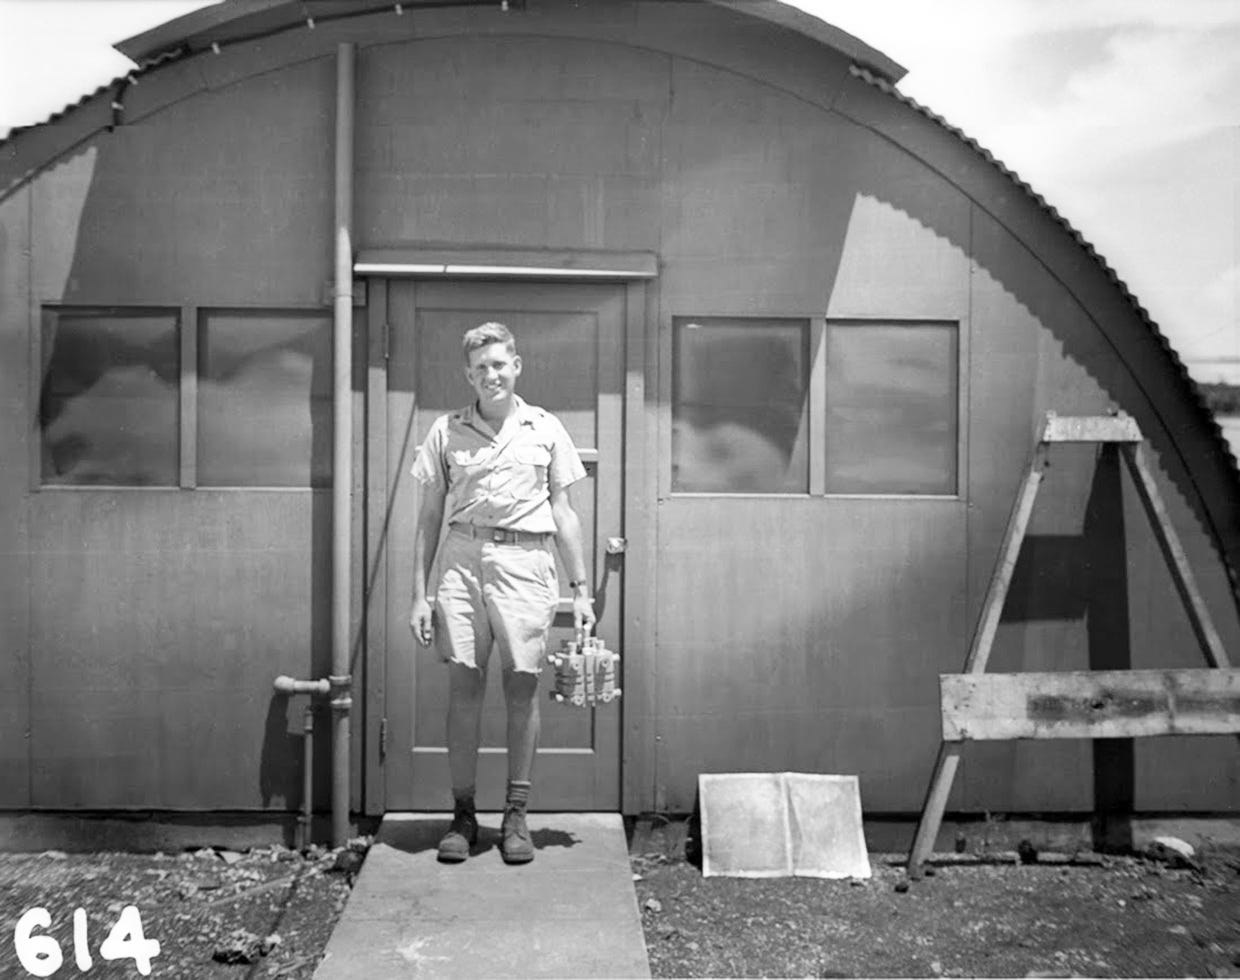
top-left (433, 526), bottom-right (560, 673)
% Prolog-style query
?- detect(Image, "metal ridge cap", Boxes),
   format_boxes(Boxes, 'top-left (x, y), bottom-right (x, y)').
top-left (846, 64), bottom-right (1240, 483)
top-left (115, 0), bottom-right (287, 65)
top-left (708, 0), bottom-right (905, 83)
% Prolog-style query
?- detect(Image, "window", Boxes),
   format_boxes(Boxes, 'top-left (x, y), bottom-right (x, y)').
top-left (38, 305), bottom-right (333, 490)
top-left (39, 309), bottom-right (180, 486)
top-left (671, 316), bottom-right (960, 497)
top-left (672, 318), bottom-right (810, 493)
top-left (197, 310), bottom-right (333, 488)
top-left (825, 322), bottom-right (958, 496)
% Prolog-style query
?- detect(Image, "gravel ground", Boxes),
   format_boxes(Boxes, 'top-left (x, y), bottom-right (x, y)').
top-left (0, 843), bottom-right (363, 979)
top-left (4, 828), bottom-right (1239, 979)
top-left (633, 843), bottom-right (1240, 978)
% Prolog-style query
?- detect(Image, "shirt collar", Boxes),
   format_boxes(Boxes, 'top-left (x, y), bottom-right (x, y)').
top-left (458, 394), bottom-right (532, 431)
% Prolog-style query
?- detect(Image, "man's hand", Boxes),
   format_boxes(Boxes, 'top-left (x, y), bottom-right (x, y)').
top-left (573, 594), bottom-right (596, 635)
top-left (410, 598), bottom-right (433, 647)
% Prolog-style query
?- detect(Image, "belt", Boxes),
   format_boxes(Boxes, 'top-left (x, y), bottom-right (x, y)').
top-left (450, 523), bottom-right (552, 545)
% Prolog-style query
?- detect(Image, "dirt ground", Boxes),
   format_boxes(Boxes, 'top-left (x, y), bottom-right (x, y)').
top-left (0, 842), bottom-right (362, 979)
top-left (632, 824), bottom-right (1240, 979)
top-left (2, 828), bottom-right (1239, 979)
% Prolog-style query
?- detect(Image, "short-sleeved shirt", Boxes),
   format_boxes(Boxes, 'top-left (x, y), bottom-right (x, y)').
top-left (411, 395), bottom-right (586, 534)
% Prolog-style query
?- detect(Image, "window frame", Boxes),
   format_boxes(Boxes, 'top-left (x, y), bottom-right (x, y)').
top-left (669, 314), bottom-right (814, 496)
top-left (33, 304), bottom-right (184, 491)
top-left (195, 306), bottom-right (335, 491)
top-left (822, 318), bottom-right (965, 500)
top-left (662, 311), bottom-right (968, 501)
top-left (33, 302), bottom-right (332, 493)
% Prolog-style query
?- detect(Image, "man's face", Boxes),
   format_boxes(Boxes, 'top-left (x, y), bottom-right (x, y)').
top-left (465, 342), bottom-right (521, 407)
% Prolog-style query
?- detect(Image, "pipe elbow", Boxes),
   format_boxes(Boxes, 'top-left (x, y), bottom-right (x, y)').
top-left (273, 675), bottom-right (331, 696)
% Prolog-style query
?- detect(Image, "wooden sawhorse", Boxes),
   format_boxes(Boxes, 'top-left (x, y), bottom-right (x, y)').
top-left (906, 412), bottom-right (1240, 879)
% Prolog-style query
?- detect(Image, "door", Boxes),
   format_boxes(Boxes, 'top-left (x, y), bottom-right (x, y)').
top-left (383, 280), bottom-right (625, 810)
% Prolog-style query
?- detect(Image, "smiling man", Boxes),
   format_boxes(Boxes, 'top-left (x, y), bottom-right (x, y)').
top-left (409, 322), bottom-right (596, 864)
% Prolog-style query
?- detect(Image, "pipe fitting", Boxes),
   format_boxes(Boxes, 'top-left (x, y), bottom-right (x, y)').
top-left (273, 675), bottom-right (331, 696)
top-left (329, 674), bottom-right (353, 712)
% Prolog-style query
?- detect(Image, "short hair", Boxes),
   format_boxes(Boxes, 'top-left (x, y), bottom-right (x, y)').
top-left (462, 322), bottom-right (516, 361)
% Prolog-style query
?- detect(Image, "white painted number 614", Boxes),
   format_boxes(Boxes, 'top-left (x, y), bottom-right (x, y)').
top-left (14, 906), bottom-right (160, 977)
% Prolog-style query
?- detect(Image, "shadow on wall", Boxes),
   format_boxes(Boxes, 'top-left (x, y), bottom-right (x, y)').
top-left (260, 697), bottom-right (304, 809)
top-left (840, 129), bottom-right (1235, 578)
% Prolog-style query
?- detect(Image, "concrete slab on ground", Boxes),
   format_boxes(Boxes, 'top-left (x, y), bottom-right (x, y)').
top-left (314, 812), bottom-right (650, 980)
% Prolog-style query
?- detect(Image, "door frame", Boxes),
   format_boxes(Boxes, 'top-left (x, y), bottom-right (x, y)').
top-left (358, 257), bottom-right (655, 815)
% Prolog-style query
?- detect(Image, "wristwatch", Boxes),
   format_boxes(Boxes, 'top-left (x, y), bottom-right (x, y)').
top-left (569, 579), bottom-right (589, 592)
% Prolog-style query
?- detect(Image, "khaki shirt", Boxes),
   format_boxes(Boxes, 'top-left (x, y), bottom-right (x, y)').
top-left (411, 395), bottom-right (586, 534)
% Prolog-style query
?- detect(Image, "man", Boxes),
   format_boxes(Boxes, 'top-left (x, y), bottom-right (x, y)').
top-left (409, 322), bottom-right (596, 865)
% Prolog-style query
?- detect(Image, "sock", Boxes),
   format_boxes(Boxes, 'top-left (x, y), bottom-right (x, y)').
top-left (453, 786), bottom-right (476, 812)
top-left (505, 780), bottom-right (531, 811)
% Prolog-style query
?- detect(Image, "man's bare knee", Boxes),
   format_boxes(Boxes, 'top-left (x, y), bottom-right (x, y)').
top-left (449, 662), bottom-right (487, 703)
top-left (502, 668), bottom-right (539, 705)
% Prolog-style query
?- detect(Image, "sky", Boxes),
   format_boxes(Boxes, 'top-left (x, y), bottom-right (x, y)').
top-left (1, 0), bottom-right (1238, 377)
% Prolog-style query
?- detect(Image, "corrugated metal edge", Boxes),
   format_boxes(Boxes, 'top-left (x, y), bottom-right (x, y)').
top-left (847, 64), bottom-right (1240, 485)
top-left (0, 48), bottom-right (185, 147)
top-left (1, 79), bottom-right (122, 144)
top-left (4, 0), bottom-right (903, 148)
top-left (113, 0), bottom-right (906, 79)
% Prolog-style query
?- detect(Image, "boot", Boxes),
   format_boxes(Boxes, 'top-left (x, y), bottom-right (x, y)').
top-left (500, 780), bottom-right (534, 865)
top-left (437, 794), bottom-right (478, 863)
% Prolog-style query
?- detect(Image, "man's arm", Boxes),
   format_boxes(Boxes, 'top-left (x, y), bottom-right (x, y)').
top-left (410, 485), bottom-right (446, 646)
top-left (550, 486), bottom-right (597, 634)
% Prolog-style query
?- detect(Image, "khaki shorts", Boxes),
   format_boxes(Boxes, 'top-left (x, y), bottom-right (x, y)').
top-left (433, 527), bottom-right (559, 673)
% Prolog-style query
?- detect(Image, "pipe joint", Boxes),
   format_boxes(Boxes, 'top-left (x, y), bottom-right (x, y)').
top-left (329, 674), bottom-right (352, 712)
top-left (273, 675), bottom-right (331, 696)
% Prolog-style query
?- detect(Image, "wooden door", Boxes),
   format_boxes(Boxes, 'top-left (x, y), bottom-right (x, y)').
top-left (383, 280), bottom-right (625, 810)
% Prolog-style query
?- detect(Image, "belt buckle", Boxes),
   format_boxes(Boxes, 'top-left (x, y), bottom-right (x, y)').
top-left (491, 528), bottom-right (507, 543)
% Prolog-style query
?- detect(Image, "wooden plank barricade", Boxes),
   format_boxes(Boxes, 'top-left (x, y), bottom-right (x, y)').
top-left (906, 412), bottom-right (1240, 879)
top-left (941, 669), bottom-right (1240, 742)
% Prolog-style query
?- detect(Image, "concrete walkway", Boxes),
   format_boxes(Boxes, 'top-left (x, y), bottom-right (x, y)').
top-left (314, 813), bottom-right (651, 979)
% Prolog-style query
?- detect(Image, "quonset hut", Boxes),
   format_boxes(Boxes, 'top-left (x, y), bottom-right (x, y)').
top-left (1, 0), bottom-right (1236, 837)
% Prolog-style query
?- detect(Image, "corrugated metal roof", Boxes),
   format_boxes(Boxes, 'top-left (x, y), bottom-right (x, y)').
top-left (846, 63), bottom-right (1240, 485)
top-left (2, 0), bottom-right (903, 149)
top-left (2, 79), bottom-right (124, 143)
top-left (110, 0), bottom-right (906, 80)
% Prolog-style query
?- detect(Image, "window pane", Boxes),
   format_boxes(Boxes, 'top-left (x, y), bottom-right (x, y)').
top-left (825, 322), bottom-right (958, 495)
top-left (197, 311), bottom-right (332, 487)
top-left (39, 309), bottom-right (179, 486)
top-left (673, 318), bottom-right (809, 493)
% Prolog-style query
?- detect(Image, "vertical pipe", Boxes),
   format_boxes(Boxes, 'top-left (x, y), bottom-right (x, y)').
top-left (331, 41), bottom-right (356, 849)
top-left (301, 705), bottom-right (315, 849)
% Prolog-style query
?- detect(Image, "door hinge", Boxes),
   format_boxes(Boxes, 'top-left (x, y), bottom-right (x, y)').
top-left (379, 717), bottom-right (388, 760)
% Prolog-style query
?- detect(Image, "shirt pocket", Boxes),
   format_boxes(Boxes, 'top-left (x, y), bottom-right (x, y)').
top-left (514, 445), bottom-right (551, 467)
top-left (509, 444), bottom-right (551, 498)
top-left (447, 448), bottom-right (488, 482)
